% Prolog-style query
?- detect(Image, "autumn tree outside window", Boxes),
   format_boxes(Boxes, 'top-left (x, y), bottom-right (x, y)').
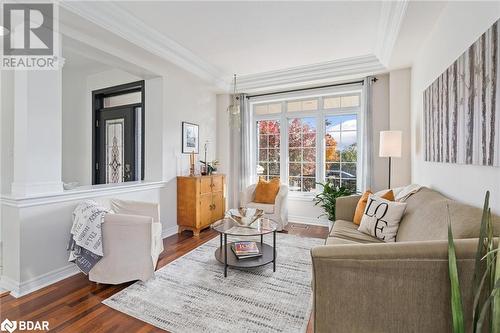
top-left (252, 89), bottom-right (362, 195)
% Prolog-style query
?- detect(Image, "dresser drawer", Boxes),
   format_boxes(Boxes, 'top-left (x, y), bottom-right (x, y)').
top-left (211, 175), bottom-right (224, 193)
top-left (200, 177), bottom-right (213, 194)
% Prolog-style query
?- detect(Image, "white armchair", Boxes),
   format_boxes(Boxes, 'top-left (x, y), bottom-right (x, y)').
top-left (240, 184), bottom-right (289, 231)
top-left (88, 199), bottom-right (164, 284)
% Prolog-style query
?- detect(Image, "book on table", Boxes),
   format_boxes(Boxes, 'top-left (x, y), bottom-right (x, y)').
top-left (231, 241), bottom-right (261, 259)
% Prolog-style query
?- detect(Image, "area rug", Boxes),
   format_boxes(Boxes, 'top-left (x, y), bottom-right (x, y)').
top-left (103, 233), bottom-right (323, 333)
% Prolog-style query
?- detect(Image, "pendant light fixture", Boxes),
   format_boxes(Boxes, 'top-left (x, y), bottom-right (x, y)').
top-left (227, 74), bottom-right (240, 129)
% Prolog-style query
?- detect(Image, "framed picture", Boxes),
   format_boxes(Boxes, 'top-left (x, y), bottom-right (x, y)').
top-left (182, 122), bottom-right (199, 154)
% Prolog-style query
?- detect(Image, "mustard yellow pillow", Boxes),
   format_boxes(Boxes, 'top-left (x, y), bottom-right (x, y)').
top-left (353, 190), bottom-right (395, 225)
top-left (254, 177), bottom-right (281, 204)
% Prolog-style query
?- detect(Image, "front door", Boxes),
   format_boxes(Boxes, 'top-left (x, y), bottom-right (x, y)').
top-left (97, 105), bottom-right (138, 184)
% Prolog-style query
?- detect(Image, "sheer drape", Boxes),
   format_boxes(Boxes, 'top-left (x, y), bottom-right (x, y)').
top-left (360, 77), bottom-right (374, 191)
top-left (228, 94), bottom-right (253, 207)
top-left (239, 93), bottom-right (254, 191)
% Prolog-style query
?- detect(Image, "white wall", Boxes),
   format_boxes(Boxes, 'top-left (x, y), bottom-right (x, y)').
top-left (161, 66), bottom-right (218, 231)
top-left (389, 69), bottom-right (412, 188)
top-left (371, 74), bottom-right (391, 191)
top-left (62, 68), bottom-right (88, 185)
top-left (411, 2), bottom-right (500, 214)
top-left (1, 71), bottom-right (14, 195)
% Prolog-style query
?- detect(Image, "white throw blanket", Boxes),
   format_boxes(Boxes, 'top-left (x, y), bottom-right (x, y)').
top-left (68, 200), bottom-right (110, 274)
top-left (394, 184), bottom-right (423, 202)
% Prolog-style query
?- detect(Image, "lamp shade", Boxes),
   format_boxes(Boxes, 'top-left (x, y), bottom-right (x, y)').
top-left (379, 130), bottom-right (402, 157)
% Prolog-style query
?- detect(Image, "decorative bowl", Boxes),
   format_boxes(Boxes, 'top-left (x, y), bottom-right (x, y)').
top-left (228, 208), bottom-right (264, 226)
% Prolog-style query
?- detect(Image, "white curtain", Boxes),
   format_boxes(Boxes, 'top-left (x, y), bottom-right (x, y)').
top-left (228, 94), bottom-right (253, 207)
top-left (239, 93), bottom-right (254, 191)
top-left (361, 77), bottom-right (374, 191)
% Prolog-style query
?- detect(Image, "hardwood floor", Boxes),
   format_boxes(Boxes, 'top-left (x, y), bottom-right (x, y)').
top-left (0, 222), bottom-right (328, 332)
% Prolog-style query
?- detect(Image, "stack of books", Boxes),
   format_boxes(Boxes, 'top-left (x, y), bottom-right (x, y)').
top-left (231, 241), bottom-right (261, 259)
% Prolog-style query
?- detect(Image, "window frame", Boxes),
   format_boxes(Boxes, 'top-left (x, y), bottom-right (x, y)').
top-left (251, 87), bottom-right (362, 198)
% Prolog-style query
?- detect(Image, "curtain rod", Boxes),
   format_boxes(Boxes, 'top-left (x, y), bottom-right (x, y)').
top-left (245, 79), bottom-right (365, 99)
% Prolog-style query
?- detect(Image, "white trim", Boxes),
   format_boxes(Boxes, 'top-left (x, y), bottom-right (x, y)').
top-left (0, 223), bottom-right (177, 298)
top-left (162, 225), bottom-right (178, 239)
top-left (375, 1), bottom-right (409, 67)
top-left (1, 181), bottom-right (167, 208)
top-left (1, 264), bottom-right (80, 298)
top-left (11, 181), bottom-right (64, 197)
top-left (288, 214), bottom-right (329, 227)
top-left (238, 55), bottom-right (384, 92)
top-left (59, 1), bottom-right (227, 90)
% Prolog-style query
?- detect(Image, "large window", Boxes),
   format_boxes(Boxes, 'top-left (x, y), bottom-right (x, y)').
top-left (325, 114), bottom-right (357, 190)
top-left (257, 120), bottom-right (280, 181)
top-left (288, 117), bottom-right (317, 192)
top-left (253, 88), bottom-right (361, 194)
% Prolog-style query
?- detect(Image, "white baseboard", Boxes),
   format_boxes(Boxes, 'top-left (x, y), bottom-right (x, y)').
top-left (0, 226), bottom-right (178, 298)
top-left (288, 215), bottom-right (330, 227)
top-left (162, 225), bottom-right (178, 239)
top-left (0, 264), bottom-right (80, 298)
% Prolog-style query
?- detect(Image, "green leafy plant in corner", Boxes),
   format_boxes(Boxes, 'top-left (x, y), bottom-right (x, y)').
top-left (448, 191), bottom-right (500, 333)
top-left (313, 181), bottom-right (351, 221)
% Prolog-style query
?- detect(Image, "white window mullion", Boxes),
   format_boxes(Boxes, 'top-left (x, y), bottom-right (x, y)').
top-left (280, 101), bottom-right (287, 184)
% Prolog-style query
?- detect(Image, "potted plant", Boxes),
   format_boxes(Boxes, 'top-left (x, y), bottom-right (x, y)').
top-left (448, 191), bottom-right (500, 333)
top-left (313, 181), bottom-right (351, 222)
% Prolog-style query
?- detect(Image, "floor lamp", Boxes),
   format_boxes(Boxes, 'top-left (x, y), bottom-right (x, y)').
top-left (379, 130), bottom-right (402, 189)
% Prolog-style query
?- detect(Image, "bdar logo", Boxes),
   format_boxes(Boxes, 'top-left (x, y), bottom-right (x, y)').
top-left (0, 319), bottom-right (17, 333)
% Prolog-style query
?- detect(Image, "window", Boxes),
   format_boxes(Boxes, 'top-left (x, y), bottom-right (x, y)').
top-left (288, 117), bottom-right (317, 192)
top-left (325, 114), bottom-right (358, 192)
top-left (257, 120), bottom-right (280, 181)
top-left (252, 89), bottom-right (362, 195)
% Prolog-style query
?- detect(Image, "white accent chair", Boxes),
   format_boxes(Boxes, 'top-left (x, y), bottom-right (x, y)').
top-left (240, 184), bottom-right (289, 231)
top-left (89, 199), bottom-right (164, 284)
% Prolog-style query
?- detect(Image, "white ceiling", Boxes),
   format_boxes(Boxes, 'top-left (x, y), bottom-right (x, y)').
top-left (117, 1), bottom-right (382, 76)
top-left (60, 1), bottom-right (449, 91)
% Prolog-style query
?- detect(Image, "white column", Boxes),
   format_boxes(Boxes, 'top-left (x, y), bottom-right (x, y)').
top-left (11, 64), bottom-right (64, 196)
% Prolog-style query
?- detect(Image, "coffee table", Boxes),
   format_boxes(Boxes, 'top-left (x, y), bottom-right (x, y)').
top-left (211, 217), bottom-right (278, 277)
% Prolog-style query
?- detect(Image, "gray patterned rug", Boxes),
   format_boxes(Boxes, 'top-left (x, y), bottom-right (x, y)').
top-left (103, 233), bottom-right (323, 333)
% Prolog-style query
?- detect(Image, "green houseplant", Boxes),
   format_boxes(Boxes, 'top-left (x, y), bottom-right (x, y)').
top-left (313, 181), bottom-right (351, 221)
top-left (448, 191), bottom-right (500, 333)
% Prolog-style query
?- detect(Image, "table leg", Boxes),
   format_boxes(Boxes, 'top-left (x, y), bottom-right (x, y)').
top-left (224, 233), bottom-right (228, 277)
top-left (260, 234), bottom-right (263, 245)
top-left (273, 230), bottom-right (276, 272)
top-left (220, 233), bottom-right (223, 249)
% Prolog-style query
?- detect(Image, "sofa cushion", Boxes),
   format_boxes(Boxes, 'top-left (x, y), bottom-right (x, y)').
top-left (358, 195), bottom-right (407, 242)
top-left (254, 177), bottom-right (280, 204)
top-left (328, 220), bottom-right (384, 244)
top-left (396, 187), bottom-right (498, 242)
top-left (246, 202), bottom-right (275, 214)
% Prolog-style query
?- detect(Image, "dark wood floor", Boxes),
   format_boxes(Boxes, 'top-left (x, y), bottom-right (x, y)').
top-left (0, 223), bottom-right (328, 332)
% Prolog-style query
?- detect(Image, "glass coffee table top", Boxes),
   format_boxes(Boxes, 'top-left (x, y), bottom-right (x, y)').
top-left (211, 217), bottom-right (278, 236)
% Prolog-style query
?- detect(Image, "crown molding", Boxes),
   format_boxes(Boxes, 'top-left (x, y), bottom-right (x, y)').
top-left (236, 54), bottom-right (384, 92)
top-left (59, 1), bottom-right (227, 90)
top-left (375, 0), bottom-right (408, 67)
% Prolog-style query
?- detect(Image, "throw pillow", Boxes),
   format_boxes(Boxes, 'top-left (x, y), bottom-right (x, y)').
top-left (254, 177), bottom-right (280, 204)
top-left (358, 194), bottom-right (407, 242)
top-left (353, 190), bottom-right (395, 225)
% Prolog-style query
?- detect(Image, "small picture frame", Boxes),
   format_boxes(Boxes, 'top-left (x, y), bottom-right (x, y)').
top-left (182, 122), bottom-right (199, 154)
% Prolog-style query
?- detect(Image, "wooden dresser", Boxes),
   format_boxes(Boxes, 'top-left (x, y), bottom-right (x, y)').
top-left (177, 174), bottom-right (226, 237)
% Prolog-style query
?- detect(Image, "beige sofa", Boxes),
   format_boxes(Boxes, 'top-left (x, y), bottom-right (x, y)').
top-left (89, 199), bottom-right (164, 284)
top-left (311, 187), bottom-right (499, 333)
